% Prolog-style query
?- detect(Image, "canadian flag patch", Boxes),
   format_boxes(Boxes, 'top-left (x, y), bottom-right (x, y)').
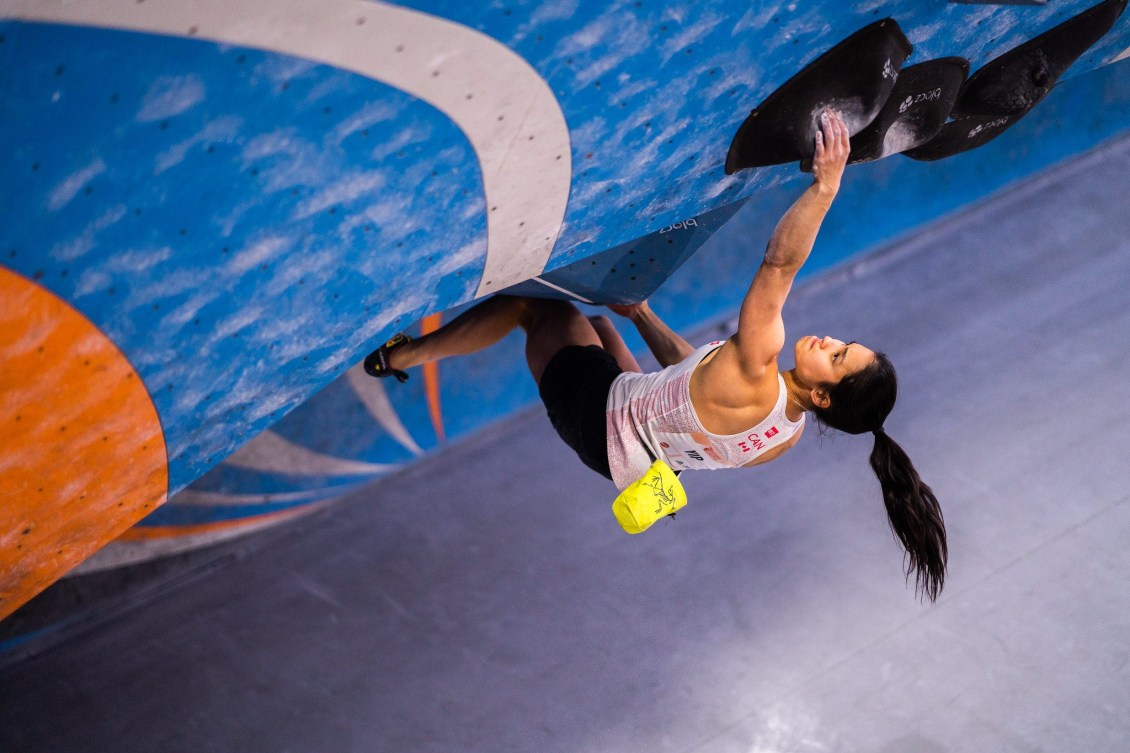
top-left (765, 426), bottom-right (779, 439)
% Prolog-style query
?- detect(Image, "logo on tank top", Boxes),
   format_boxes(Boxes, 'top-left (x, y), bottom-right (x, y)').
top-left (685, 449), bottom-right (704, 462)
top-left (738, 432), bottom-right (769, 453)
top-left (765, 426), bottom-right (779, 439)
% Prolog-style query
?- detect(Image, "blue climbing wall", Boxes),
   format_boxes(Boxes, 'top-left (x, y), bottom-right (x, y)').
top-left (2, 0), bottom-right (1129, 612)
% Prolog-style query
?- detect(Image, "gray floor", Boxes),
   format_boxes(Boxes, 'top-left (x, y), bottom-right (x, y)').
top-left (4, 134), bottom-right (1130, 753)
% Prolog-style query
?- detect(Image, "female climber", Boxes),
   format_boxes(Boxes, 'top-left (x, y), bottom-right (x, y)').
top-left (364, 110), bottom-right (947, 601)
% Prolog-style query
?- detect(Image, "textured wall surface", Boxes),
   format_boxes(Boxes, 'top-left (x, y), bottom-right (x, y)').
top-left (2, 0), bottom-right (1129, 615)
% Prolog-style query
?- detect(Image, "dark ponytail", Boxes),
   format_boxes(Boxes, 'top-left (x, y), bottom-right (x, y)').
top-left (813, 354), bottom-right (947, 602)
top-left (869, 428), bottom-right (947, 601)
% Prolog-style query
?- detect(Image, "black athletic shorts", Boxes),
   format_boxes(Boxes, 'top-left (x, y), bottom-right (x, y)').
top-left (538, 345), bottom-right (623, 481)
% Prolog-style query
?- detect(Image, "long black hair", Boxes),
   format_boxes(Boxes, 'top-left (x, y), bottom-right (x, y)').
top-left (811, 353), bottom-right (947, 602)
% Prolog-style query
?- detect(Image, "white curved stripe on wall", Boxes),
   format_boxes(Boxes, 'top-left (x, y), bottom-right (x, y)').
top-left (531, 276), bottom-right (594, 304)
top-left (224, 429), bottom-right (400, 476)
top-left (170, 486), bottom-right (362, 507)
top-left (345, 363), bottom-right (425, 456)
top-left (71, 502), bottom-right (328, 574)
top-left (3, 0), bottom-right (572, 296)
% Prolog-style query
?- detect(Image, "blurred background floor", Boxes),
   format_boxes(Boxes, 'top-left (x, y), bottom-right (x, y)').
top-left (3, 133), bottom-right (1130, 753)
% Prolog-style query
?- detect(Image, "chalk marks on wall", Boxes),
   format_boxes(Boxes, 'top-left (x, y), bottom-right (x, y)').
top-left (0, 268), bottom-right (168, 618)
top-left (5, 0), bottom-right (572, 294)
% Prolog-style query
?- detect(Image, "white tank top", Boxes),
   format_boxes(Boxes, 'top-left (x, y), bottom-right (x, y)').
top-left (605, 341), bottom-right (805, 490)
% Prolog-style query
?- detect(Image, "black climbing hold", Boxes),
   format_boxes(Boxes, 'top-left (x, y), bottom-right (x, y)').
top-left (905, 0), bottom-right (1125, 161)
top-left (847, 57), bottom-right (970, 164)
top-left (955, 0), bottom-right (1126, 118)
top-left (725, 18), bottom-right (913, 174)
top-left (902, 113), bottom-right (1018, 161)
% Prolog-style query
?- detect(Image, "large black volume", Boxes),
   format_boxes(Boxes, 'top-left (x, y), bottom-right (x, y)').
top-left (725, 19), bottom-right (913, 174)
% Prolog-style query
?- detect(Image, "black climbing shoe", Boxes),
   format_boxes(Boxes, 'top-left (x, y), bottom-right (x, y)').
top-left (363, 333), bottom-right (411, 382)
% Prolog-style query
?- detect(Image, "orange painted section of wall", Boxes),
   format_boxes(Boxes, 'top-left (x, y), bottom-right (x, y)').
top-left (420, 313), bottom-right (446, 442)
top-left (0, 268), bottom-right (168, 620)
